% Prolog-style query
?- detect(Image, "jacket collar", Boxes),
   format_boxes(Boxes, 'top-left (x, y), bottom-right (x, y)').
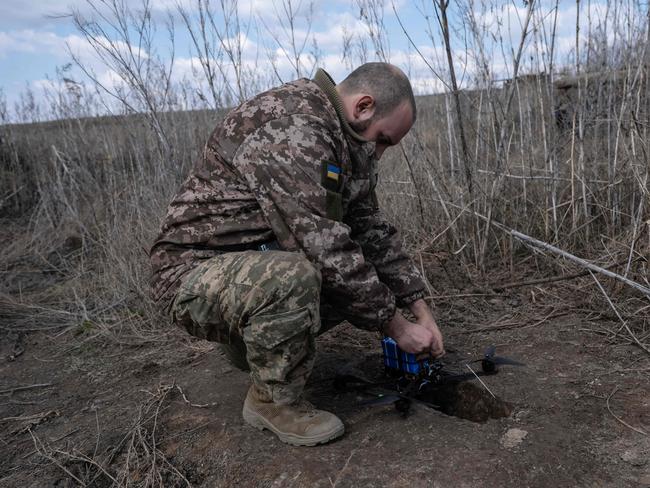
top-left (312, 68), bottom-right (368, 144)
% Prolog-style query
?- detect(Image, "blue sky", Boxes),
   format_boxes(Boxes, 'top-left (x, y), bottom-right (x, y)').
top-left (0, 1), bottom-right (638, 119)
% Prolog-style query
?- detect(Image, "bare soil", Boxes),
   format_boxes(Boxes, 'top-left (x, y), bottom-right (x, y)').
top-left (1, 248), bottom-right (649, 487)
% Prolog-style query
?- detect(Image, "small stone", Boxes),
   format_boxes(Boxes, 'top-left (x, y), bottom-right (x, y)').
top-left (621, 449), bottom-right (648, 467)
top-left (638, 474), bottom-right (650, 487)
top-left (500, 428), bottom-right (528, 449)
top-left (514, 409), bottom-right (530, 422)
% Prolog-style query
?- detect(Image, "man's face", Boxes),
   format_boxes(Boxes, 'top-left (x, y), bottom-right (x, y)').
top-left (350, 101), bottom-right (414, 160)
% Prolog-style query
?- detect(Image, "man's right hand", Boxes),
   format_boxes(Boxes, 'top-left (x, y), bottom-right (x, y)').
top-left (382, 311), bottom-right (435, 356)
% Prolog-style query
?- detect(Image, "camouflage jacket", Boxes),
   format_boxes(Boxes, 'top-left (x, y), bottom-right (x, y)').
top-left (150, 69), bottom-right (426, 330)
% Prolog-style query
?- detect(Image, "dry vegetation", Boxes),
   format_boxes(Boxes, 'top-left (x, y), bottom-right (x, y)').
top-left (1, 0), bottom-right (649, 485)
top-left (2, 0), bottom-right (647, 343)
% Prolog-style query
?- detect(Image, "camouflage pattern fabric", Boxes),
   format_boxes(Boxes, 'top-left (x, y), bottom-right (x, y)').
top-left (151, 68), bottom-right (426, 332)
top-left (171, 251), bottom-right (321, 404)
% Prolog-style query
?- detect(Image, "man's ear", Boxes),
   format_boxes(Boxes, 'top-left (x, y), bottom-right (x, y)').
top-left (354, 95), bottom-right (376, 122)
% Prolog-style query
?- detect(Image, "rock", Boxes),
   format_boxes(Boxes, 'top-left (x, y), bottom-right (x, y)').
top-left (514, 409), bottom-right (530, 422)
top-left (638, 474), bottom-right (650, 487)
top-left (620, 449), bottom-right (648, 467)
top-left (500, 428), bottom-right (528, 449)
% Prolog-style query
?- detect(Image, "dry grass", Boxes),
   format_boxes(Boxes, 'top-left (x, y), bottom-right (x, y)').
top-left (28, 384), bottom-right (192, 488)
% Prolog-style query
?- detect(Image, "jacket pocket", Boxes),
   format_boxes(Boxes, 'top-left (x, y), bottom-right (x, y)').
top-left (325, 190), bottom-right (344, 221)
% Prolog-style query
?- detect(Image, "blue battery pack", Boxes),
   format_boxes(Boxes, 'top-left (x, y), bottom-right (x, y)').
top-left (381, 337), bottom-right (430, 375)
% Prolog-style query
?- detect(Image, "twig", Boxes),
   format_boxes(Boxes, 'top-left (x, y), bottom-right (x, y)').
top-left (508, 229), bottom-right (650, 297)
top-left (0, 185), bottom-right (25, 205)
top-left (68, 448), bottom-right (119, 485)
top-left (1, 411), bottom-right (58, 423)
top-left (606, 387), bottom-right (648, 436)
top-left (0, 383), bottom-right (54, 395)
top-left (418, 252), bottom-right (435, 299)
top-left (21, 428), bottom-right (81, 459)
top-left (466, 364), bottom-right (495, 399)
top-left (589, 271), bottom-right (650, 355)
top-left (456, 310), bottom-right (571, 334)
top-left (455, 320), bottom-right (519, 334)
top-left (30, 430), bottom-right (86, 486)
top-left (521, 309), bottom-right (570, 329)
top-left (492, 257), bottom-right (634, 291)
top-left (0, 399), bottom-right (46, 407)
top-left (330, 446), bottom-right (358, 488)
top-left (175, 385), bottom-right (218, 408)
top-left (426, 293), bottom-right (502, 300)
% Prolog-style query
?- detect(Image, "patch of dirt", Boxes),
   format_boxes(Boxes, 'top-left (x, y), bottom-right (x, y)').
top-left (419, 381), bottom-right (514, 422)
top-left (1, 251), bottom-right (649, 487)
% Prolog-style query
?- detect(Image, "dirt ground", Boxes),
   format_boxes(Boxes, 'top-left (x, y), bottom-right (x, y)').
top-left (1, 248), bottom-right (649, 487)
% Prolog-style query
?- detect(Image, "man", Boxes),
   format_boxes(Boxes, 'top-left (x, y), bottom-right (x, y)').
top-left (150, 62), bottom-right (445, 447)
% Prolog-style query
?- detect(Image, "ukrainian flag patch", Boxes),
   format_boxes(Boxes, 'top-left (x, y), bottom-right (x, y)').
top-left (321, 161), bottom-right (344, 192)
top-left (326, 163), bottom-right (341, 181)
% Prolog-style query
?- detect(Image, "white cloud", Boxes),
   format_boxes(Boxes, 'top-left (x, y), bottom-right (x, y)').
top-left (0, 1), bottom-right (86, 29)
top-left (237, 0), bottom-right (280, 18)
top-left (311, 12), bottom-right (367, 51)
top-left (0, 28), bottom-right (138, 70)
top-left (150, 0), bottom-right (195, 12)
top-left (0, 29), bottom-right (74, 58)
top-left (97, 68), bottom-right (126, 91)
top-left (239, 0), bottom-right (331, 20)
top-left (31, 78), bottom-right (60, 92)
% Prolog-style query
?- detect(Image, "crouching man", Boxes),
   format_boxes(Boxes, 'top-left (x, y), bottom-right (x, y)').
top-left (149, 62), bottom-right (445, 446)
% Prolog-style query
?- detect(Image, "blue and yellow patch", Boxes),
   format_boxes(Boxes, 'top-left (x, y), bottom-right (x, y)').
top-left (321, 161), bottom-right (344, 221)
top-left (321, 161), bottom-right (344, 193)
top-left (326, 163), bottom-right (341, 182)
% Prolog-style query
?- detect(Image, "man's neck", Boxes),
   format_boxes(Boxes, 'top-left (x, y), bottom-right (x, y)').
top-left (312, 68), bottom-right (368, 144)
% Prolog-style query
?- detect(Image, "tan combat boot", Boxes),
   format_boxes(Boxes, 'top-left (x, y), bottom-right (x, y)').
top-left (242, 385), bottom-right (344, 446)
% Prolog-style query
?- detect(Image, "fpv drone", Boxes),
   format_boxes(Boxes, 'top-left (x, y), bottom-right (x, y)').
top-left (333, 337), bottom-right (525, 417)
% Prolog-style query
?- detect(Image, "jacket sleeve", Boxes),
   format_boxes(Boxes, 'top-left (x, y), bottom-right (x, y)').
top-left (231, 114), bottom-right (396, 330)
top-left (345, 179), bottom-right (427, 308)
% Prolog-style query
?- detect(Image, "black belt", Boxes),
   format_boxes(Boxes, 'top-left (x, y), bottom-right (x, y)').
top-left (214, 239), bottom-right (281, 253)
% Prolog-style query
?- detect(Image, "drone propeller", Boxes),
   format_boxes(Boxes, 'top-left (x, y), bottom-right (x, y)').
top-left (491, 356), bottom-right (525, 366)
top-left (358, 394), bottom-right (413, 416)
top-left (333, 374), bottom-right (392, 392)
top-left (359, 394), bottom-right (403, 407)
top-left (425, 370), bottom-right (486, 385)
top-left (474, 345), bottom-right (525, 373)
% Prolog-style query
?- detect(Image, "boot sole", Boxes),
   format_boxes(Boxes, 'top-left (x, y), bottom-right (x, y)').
top-left (242, 404), bottom-right (344, 447)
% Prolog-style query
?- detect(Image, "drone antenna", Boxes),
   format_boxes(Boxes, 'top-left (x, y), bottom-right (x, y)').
top-left (466, 364), bottom-right (496, 399)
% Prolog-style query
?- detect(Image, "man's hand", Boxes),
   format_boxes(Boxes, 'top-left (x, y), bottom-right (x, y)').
top-left (408, 299), bottom-right (445, 358)
top-left (383, 311), bottom-right (435, 356)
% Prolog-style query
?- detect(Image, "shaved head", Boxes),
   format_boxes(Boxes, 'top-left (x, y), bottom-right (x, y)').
top-left (338, 62), bottom-right (416, 122)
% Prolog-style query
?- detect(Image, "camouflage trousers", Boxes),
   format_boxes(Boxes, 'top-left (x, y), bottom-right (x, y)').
top-left (170, 251), bottom-right (338, 405)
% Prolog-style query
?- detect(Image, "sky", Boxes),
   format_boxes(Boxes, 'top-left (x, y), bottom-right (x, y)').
top-left (0, 0), bottom-right (643, 120)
